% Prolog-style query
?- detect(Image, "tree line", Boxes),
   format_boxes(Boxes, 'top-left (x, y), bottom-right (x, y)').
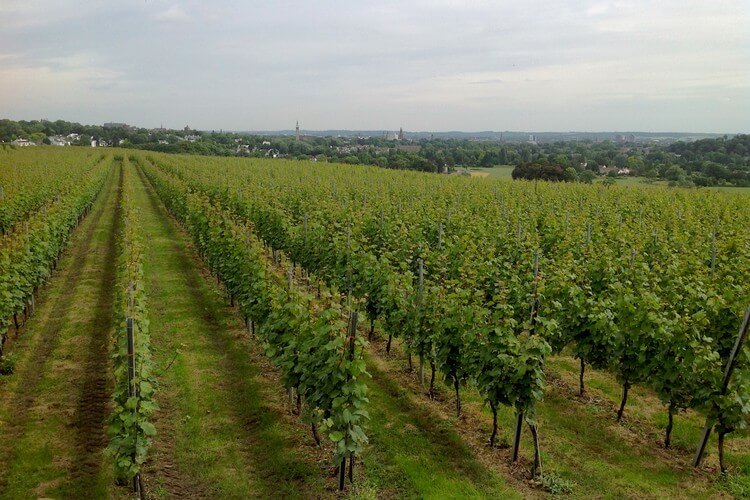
top-left (1, 119), bottom-right (747, 186)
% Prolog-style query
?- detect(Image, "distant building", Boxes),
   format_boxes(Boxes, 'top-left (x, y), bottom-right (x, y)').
top-left (598, 165), bottom-right (630, 176)
top-left (11, 138), bottom-right (34, 147)
top-left (295, 121), bottom-right (300, 141)
top-left (383, 129), bottom-right (405, 141)
top-left (48, 135), bottom-right (70, 146)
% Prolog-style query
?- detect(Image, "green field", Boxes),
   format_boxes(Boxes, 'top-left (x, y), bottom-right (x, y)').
top-left (470, 165), bottom-right (516, 179)
top-left (470, 166), bottom-right (750, 193)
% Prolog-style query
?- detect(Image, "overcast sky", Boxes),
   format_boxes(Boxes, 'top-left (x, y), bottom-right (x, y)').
top-left (1, 1), bottom-right (748, 132)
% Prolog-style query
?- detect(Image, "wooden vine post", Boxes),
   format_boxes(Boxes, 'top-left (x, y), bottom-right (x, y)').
top-left (287, 266), bottom-right (296, 410)
top-left (339, 310), bottom-right (359, 491)
top-left (529, 251), bottom-right (542, 477)
top-left (710, 226), bottom-right (717, 278)
top-left (345, 223), bottom-right (351, 296)
top-left (303, 212), bottom-right (308, 246)
top-left (125, 317), bottom-right (142, 497)
top-left (245, 228), bottom-right (255, 336)
top-left (511, 412), bottom-right (524, 462)
top-left (512, 251), bottom-right (542, 479)
top-left (417, 258), bottom-right (424, 381)
top-left (693, 306), bottom-right (750, 469)
top-left (126, 282), bottom-right (143, 498)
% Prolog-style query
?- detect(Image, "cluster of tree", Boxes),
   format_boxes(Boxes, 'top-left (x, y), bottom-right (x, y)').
top-left (666, 135), bottom-right (750, 187)
top-left (140, 140), bottom-right (235, 156)
top-left (1, 119), bottom-right (747, 186)
top-left (511, 162), bottom-right (564, 181)
top-left (511, 162), bottom-right (595, 183)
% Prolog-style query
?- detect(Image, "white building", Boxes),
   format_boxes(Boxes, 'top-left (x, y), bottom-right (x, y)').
top-left (48, 135), bottom-right (71, 146)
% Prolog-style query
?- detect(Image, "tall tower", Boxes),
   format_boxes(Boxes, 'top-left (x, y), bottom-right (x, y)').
top-left (398, 127), bottom-right (404, 141)
top-left (296, 121), bottom-right (300, 141)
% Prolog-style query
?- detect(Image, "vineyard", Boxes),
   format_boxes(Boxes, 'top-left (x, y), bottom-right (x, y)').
top-left (0, 146), bottom-right (748, 498)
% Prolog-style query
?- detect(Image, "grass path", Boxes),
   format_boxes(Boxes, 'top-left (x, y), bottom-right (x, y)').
top-left (131, 163), bottom-right (336, 498)
top-left (356, 358), bottom-right (522, 498)
top-left (0, 158), bottom-right (120, 498)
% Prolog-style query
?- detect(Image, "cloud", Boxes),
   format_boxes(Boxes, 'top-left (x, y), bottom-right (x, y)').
top-left (154, 5), bottom-right (189, 24)
top-left (0, 0), bottom-right (748, 132)
top-left (470, 78), bottom-right (506, 85)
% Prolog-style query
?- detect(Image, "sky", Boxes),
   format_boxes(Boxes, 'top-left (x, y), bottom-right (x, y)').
top-left (1, 0), bottom-right (748, 133)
